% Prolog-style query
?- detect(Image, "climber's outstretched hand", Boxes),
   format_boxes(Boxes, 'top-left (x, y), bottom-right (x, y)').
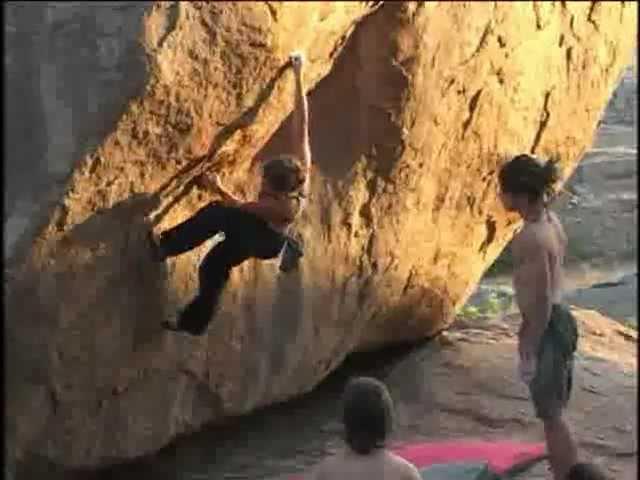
top-left (289, 50), bottom-right (310, 193)
top-left (290, 51), bottom-right (304, 75)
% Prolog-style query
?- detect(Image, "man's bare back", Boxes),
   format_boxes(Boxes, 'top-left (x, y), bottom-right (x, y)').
top-left (310, 448), bottom-right (422, 480)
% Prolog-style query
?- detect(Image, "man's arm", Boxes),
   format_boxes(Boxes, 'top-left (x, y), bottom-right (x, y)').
top-left (517, 233), bottom-right (553, 357)
top-left (238, 198), bottom-right (294, 226)
top-left (216, 185), bottom-right (242, 207)
top-left (404, 464), bottom-right (424, 480)
top-left (200, 173), bottom-right (295, 225)
top-left (305, 459), bottom-right (328, 480)
top-left (290, 52), bottom-right (311, 193)
top-left (197, 173), bottom-right (242, 206)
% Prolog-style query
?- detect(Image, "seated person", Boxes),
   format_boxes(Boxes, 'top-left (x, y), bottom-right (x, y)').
top-left (307, 376), bottom-right (422, 480)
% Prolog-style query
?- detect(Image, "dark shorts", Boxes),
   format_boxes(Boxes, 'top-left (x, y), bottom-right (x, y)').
top-left (529, 304), bottom-right (579, 420)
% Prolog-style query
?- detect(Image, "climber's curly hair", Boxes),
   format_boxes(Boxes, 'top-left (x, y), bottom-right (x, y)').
top-left (342, 377), bottom-right (394, 456)
top-left (499, 153), bottom-right (559, 202)
top-left (262, 154), bottom-right (306, 194)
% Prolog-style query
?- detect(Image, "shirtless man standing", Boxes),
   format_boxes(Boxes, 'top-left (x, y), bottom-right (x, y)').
top-left (498, 154), bottom-right (579, 480)
top-left (308, 377), bottom-right (422, 480)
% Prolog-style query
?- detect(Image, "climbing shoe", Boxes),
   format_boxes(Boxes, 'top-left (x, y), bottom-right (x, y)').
top-left (161, 317), bottom-right (208, 337)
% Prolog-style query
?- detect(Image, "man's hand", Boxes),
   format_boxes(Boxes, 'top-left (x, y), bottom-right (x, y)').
top-left (290, 51), bottom-right (304, 75)
top-left (518, 349), bottom-right (537, 385)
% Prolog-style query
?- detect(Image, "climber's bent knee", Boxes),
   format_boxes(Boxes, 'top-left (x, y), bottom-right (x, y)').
top-left (154, 201), bottom-right (234, 258)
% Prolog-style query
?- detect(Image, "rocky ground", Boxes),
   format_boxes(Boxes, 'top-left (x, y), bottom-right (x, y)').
top-left (45, 307), bottom-right (635, 480)
top-left (557, 122), bottom-right (637, 272)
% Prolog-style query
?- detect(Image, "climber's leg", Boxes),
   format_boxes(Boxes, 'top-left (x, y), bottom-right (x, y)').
top-left (165, 240), bottom-right (243, 335)
top-left (151, 201), bottom-right (233, 260)
top-left (250, 221), bottom-right (288, 261)
top-left (162, 209), bottom-right (286, 335)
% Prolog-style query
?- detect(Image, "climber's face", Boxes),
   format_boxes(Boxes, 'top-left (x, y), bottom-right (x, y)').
top-left (261, 156), bottom-right (303, 195)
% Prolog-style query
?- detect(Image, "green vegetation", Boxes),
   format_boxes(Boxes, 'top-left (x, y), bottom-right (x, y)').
top-left (619, 318), bottom-right (637, 331)
top-left (459, 291), bottom-right (510, 320)
top-left (485, 248), bottom-right (514, 278)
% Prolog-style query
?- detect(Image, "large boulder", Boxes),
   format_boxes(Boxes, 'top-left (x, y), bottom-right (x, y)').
top-left (6, 0), bottom-right (636, 469)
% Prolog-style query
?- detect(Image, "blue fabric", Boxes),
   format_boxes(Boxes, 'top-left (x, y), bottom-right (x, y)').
top-left (419, 462), bottom-right (502, 480)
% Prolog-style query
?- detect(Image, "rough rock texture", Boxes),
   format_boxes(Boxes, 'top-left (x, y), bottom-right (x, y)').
top-left (6, 0), bottom-right (637, 469)
top-left (14, 308), bottom-right (637, 480)
top-left (4, 2), bottom-right (152, 258)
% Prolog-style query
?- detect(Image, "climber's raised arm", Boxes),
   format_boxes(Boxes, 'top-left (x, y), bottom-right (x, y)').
top-left (197, 173), bottom-right (242, 207)
top-left (290, 52), bottom-right (311, 194)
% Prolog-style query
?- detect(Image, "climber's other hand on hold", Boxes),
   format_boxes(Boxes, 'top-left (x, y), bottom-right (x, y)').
top-left (211, 173), bottom-right (242, 207)
top-left (209, 173), bottom-right (224, 192)
top-left (290, 51), bottom-right (304, 73)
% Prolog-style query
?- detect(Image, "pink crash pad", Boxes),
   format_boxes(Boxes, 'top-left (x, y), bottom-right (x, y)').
top-left (391, 440), bottom-right (547, 474)
top-left (289, 440), bottom-right (546, 479)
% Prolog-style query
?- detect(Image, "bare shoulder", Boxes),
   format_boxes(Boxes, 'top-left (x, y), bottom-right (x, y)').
top-left (307, 456), bottom-right (334, 480)
top-left (546, 209), bottom-right (568, 245)
top-left (513, 222), bottom-right (554, 263)
top-left (514, 221), bottom-right (544, 251)
top-left (388, 452), bottom-right (423, 480)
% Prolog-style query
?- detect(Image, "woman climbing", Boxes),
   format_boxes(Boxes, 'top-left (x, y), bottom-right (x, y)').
top-left (149, 51), bottom-right (310, 336)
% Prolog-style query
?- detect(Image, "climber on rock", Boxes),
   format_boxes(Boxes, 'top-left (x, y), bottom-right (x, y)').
top-left (498, 154), bottom-right (580, 480)
top-left (149, 51), bottom-right (310, 336)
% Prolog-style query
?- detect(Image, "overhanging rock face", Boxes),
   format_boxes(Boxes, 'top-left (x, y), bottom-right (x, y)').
top-left (6, 1), bottom-right (636, 468)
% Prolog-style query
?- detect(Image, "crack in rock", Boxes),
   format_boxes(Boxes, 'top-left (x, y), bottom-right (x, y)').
top-left (461, 88), bottom-right (483, 138)
top-left (478, 216), bottom-right (497, 256)
top-left (460, 21), bottom-right (493, 66)
top-left (587, 0), bottom-right (601, 32)
top-left (530, 88), bottom-right (554, 155)
top-left (263, 2), bottom-right (278, 23)
top-left (565, 45), bottom-right (573, 79)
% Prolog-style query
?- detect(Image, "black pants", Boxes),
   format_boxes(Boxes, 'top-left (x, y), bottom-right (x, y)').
top-left (158, 201), bottom-right (285, 335)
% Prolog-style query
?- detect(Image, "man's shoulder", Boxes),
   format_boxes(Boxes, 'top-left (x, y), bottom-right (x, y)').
top-left (517, 221), bottom-right (552, 252)
top-left (387, 452), bottom-right (423, 479)
top-left (311, 453), bottom-right (342, 478)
